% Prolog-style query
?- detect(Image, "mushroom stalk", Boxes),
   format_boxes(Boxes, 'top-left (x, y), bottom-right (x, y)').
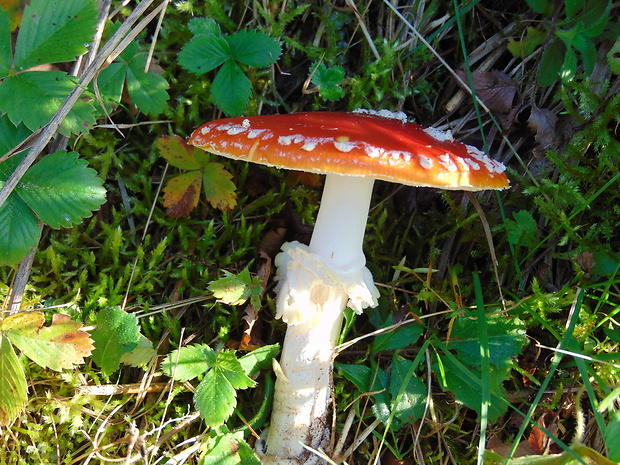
top-left (262, 174), bottom-right (379, 464)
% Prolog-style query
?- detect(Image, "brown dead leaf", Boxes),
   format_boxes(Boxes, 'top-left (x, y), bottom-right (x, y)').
top-left (529, 411), bottom-right (561, 455)
top-left (487, 436), bottom-right (535, 458)
top-left (528, 105), bottom-right (558, 151)
top-left (456, 70), bottom-right (521, 129)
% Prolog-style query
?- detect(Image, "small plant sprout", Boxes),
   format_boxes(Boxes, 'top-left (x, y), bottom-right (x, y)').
top-left (188, 110), bottom-right (509, 464)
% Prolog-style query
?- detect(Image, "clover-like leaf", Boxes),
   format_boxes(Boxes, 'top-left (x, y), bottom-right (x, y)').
top-left (194, 350), bottom-right (255, 427)
top-left (2, 312), bottom-right (94, 371)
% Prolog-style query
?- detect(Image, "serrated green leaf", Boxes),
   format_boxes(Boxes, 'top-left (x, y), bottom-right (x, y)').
top-left (238, 344), bottom-right (280, 377)
top-left (0, 192), bottom-right (41, 266)
top-left (4, 312), bottom-right (94, 371)
top-left (16, 151), bottom-right (106, 229)
top-left (195, 367), bottom-right (238, 427)
top-left (448, 313), bottom-right (526, 368)
top-left (157, 135), bottom-right (211, 170)
top-left (0, 335), bottom-right (27, 426)
top-left (0, 71), bottom-right (96, 135)
top-left (178, 33), bottom-right (230, 74)
top-left (202, 162), bottom-right (237, 210)
top-left (215, 350), bottom-right (255, 390)
top-left (126, 55), bottom-right (169, 115)
top-left (90, 306), bottom-right (140, 375)
top-left (188, 17), bottom-right (221, 36)
top-left (311, 63), bottom-right (345, 101)
top-left (226, 30), bottom-right (281, 67)
top-left (208, 269), bottom-right (258, 306)
top-left (160, 344), bottom-right (216, 382)
top-left (564, 0), bottom-right (586, 20)
top-left (12, 0), bottom-right (98, 70)
top-left (0, 115), bottom-right (32, 154)
top-left (211, 59), bottom-right (252, 116)
top-left (0, 7), bottom-right (11, 78)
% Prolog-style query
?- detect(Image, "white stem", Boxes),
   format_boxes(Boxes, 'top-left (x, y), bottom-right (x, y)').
top-left (309, 174), bottom-right (375, 270)
top-left (261, 175), bottom-right (378, 464)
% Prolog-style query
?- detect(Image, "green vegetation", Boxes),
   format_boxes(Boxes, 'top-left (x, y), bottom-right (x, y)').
top-left (1, 0), bottom-right (619, 464)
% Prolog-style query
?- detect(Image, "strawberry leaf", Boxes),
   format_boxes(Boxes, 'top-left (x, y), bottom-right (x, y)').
top-left (226, 30), bottom-right (281, 67)
top-left (12, 0), bottom-right (98, 70)
top-left (202, 162), bottom-right (237, 210)
top-left (0, 72), bottom-right (96, 135)
top-left (91, 307), bottom-right (140, 376)
top-left (163, 170), bottom-right (202, 218)
top-left (3, 312), bottom-right (94, 371)
top-left (157, 135), bottom-right (210, 170)
top-left (211, 60), bottom-right (252, 117)
top-left (16, 151), bottom-right (106, 229)
top-left (0, 191), bottom-right (40, 266)
top-left (161, 344), bottom-right (216, 382)
top-left (194, 350), bottom-right (255, 427)
top-left (0, 335), bottom-right (27, 426)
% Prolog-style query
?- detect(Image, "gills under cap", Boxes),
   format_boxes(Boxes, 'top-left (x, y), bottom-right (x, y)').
top-left (188, 110), bottom-right (509, 191)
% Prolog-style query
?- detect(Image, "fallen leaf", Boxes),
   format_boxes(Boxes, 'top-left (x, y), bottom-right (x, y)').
top-left (528, 105), bottom-right (558, 151)
top-left (529, 411), bottom-right (561, 455)
top-left (163, 170), bottom-right (202, 217)
top-left (456, 70), bottom-right (521, 129)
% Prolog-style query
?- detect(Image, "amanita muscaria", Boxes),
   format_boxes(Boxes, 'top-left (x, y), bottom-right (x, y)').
top-left (188, 109), bottom-right (509, 464)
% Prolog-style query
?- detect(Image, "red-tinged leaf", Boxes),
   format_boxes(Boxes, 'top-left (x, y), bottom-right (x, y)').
top-left (528, 411), bottom-right (560, 455)
top-left (157, 135), bottom-right (210, 170)
top-left (202, 162), bottom-right (237, 210)
top-left (3, 312), bottom-right (94, 371)
top-left (0, 334), bottom-right (27, 426)
top-left (163, 171), bottom-right (202, 217)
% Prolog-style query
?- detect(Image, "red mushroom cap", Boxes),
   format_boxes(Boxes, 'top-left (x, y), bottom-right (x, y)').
top-left (188, 110), bottom-right (509, 191)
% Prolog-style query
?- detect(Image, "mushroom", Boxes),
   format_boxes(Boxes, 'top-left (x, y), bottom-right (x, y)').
top-left (188, 109), bottom-right (509, 464)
